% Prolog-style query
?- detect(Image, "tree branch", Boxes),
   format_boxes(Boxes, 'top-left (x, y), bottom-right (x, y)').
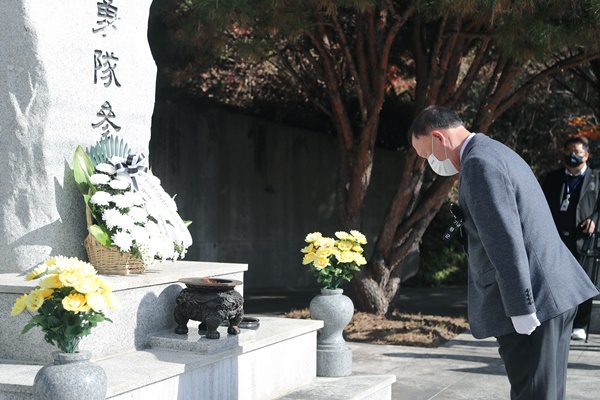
top-left (367, 10), bottom-right (378, 91)
top-left (429, 17), bottom-right (461, 105)
top-left (412, 14), bottom-right (428, 112)
top-left (305, 29), bottom-right (355, 150)
top-left (426, 15), bottom-right (448, 105)
top-left (273, 52), bottom-right (331, 119)
top-left (496, 51), bottom-right (600, 119)
top-left (391, 175), bottom-right (456, 249)
top-left (373, 149), bottom-right (421, 260)
top-left (330, 7), bottom-right (368, 124)
top-left (446, 37), bottom-right (492, 106)
top-left (356, 13), bottom-right (373, 101)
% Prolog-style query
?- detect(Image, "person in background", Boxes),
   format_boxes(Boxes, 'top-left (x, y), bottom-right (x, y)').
top-left (542, 136), bottom-right (600, 341)
top-left (409, 105), bottom-right (599, 400)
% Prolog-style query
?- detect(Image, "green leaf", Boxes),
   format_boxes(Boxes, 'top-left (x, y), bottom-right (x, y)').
top-left (30, 315), bottom-right (46, 325)
top-left (88, 314), bottom-right (106, 323)
top-left (73, 146), bottom-right (95, 194)
top-left (183, 220), bottom-right (193, 227)
top-left (88, 225), bottom-right (112, 247)
top-left (21, 322), bottom-right (37, 334)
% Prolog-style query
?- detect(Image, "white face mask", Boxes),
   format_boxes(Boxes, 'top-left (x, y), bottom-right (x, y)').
top-left (427, 136), bottom-right (458, 176)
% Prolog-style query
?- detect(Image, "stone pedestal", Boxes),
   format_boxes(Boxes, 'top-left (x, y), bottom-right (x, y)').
top-left (309, 288), bottom-right (354, 377)
top-left (316, 343), bottom-right (353, 377)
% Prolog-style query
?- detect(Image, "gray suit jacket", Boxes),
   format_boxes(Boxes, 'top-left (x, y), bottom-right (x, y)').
top-left (458, 134), bottom-right (599, 339)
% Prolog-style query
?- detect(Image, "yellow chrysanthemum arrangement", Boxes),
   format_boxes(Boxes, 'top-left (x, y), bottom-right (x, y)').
top-left (11, 256), bottom-right (118, 353)
top-left (301, 230), bottom-right (367, 289)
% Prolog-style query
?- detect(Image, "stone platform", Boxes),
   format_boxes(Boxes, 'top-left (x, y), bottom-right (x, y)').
top-left (0, 261), bottom-right (395, 399)
top-left (0, 260), bottom-right (246, 364)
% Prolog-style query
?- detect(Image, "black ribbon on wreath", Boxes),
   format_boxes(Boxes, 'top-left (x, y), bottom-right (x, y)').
top-left (112, 153), bottom-right (148, 192)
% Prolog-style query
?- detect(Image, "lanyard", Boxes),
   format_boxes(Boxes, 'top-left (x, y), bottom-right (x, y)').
top-left (561, 171), bottom-right (586, 212)
top-left (565, 171), bottom-right (585, 196)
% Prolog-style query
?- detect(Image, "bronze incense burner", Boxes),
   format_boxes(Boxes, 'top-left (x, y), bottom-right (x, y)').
top-left (174, 277), bottom-right (244, 339)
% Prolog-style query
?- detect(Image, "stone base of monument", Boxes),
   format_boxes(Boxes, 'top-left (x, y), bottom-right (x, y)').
top-left (0, 261), bottom-right (395, 400)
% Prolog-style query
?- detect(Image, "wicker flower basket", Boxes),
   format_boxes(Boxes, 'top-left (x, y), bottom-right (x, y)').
top-left (83, 206), bottom-right (145, 275)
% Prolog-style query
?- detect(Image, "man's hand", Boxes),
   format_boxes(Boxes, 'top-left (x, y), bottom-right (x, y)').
top-left (511, 312), bottom-right (540, 335)
top-left (580, 219), bottom-right (596, 235)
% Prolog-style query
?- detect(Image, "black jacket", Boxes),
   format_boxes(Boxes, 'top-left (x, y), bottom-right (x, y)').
top-left (542, 166), bottom-right (600, 256)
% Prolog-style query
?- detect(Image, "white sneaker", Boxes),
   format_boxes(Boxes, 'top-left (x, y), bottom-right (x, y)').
top-left (571, 328), bottom-right (586, 340)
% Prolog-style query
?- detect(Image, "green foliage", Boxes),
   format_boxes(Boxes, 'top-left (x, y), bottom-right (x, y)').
top-left (158, 0), bottom-right (600, 122)
top-left (22, 293), bottom-right (110, 353)
top-left (313, 261), bottom-right (361, 289)
top-left (434, 0), bottom-right (600, 60)
top-left (73, 146), bottom-right (95, 195)
top-left (87, 224), bottom-right (112, 247)
top-left (87, 135), bottom-right (133, 167)
top-left (73, 148), bottom-right (110, 246)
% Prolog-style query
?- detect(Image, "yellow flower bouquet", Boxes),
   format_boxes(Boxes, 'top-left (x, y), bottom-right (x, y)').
top-left (301, 230), bottom-right (368, 289)
top-left (11, 256), bottom-right (118, 353)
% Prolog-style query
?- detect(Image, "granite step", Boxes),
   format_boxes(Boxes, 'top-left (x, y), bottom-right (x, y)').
top-left (274, 374), bottom-right (396, 400)
top-left (0, 316), bottom-right (323, 400)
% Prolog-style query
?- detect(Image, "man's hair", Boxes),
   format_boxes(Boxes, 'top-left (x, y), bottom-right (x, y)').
top-left (408, 105), bottom-right (464, 140)
top-left (564, 136), bottom-right (589, 152)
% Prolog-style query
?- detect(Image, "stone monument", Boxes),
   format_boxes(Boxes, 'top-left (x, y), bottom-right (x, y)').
top-left (0, 0), bottom-right (156, 272)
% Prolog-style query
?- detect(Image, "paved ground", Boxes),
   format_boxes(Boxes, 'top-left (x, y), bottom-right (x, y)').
top-left (350, 332), bottom-right (600, 400)
top-left (245, 287), bottom-right (600, 399)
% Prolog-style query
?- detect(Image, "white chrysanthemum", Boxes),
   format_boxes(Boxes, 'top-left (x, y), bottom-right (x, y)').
top-left (112, 230), bottom-right (133, 252)
top-left (90, 191), bottom-right (112, 206)
top-left (128, 206), bottom-right (148, 223)
top-left (136, 243), bottom-right (157, 265)
top-left (130, 225), bottom-right (150, 244)
top-left (95, 163), bottom-right (116, 175)
top-left (90, 173), bottom-right (110, 186)
top-left (112, 194), bottom-right (135, 209)
top-left (109, 179), bottom-right (130, 190)
top-left (102, 209), bottom-right (123, 230)
top-left (124, 191), bottom-right (144, 206)
top-left (114, 214), bottom-right (135, 231)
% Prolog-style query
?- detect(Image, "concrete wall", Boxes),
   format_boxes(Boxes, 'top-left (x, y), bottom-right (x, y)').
top-left (150, 102), bottom-right (418, 291)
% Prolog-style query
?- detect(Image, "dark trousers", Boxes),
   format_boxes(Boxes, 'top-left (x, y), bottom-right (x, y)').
top-left (573, 297), bottom-right (593, 329)
top-left (495, 306), bottom-right (576, 400)
top-left (562, 233), bottom-right (594, 330)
